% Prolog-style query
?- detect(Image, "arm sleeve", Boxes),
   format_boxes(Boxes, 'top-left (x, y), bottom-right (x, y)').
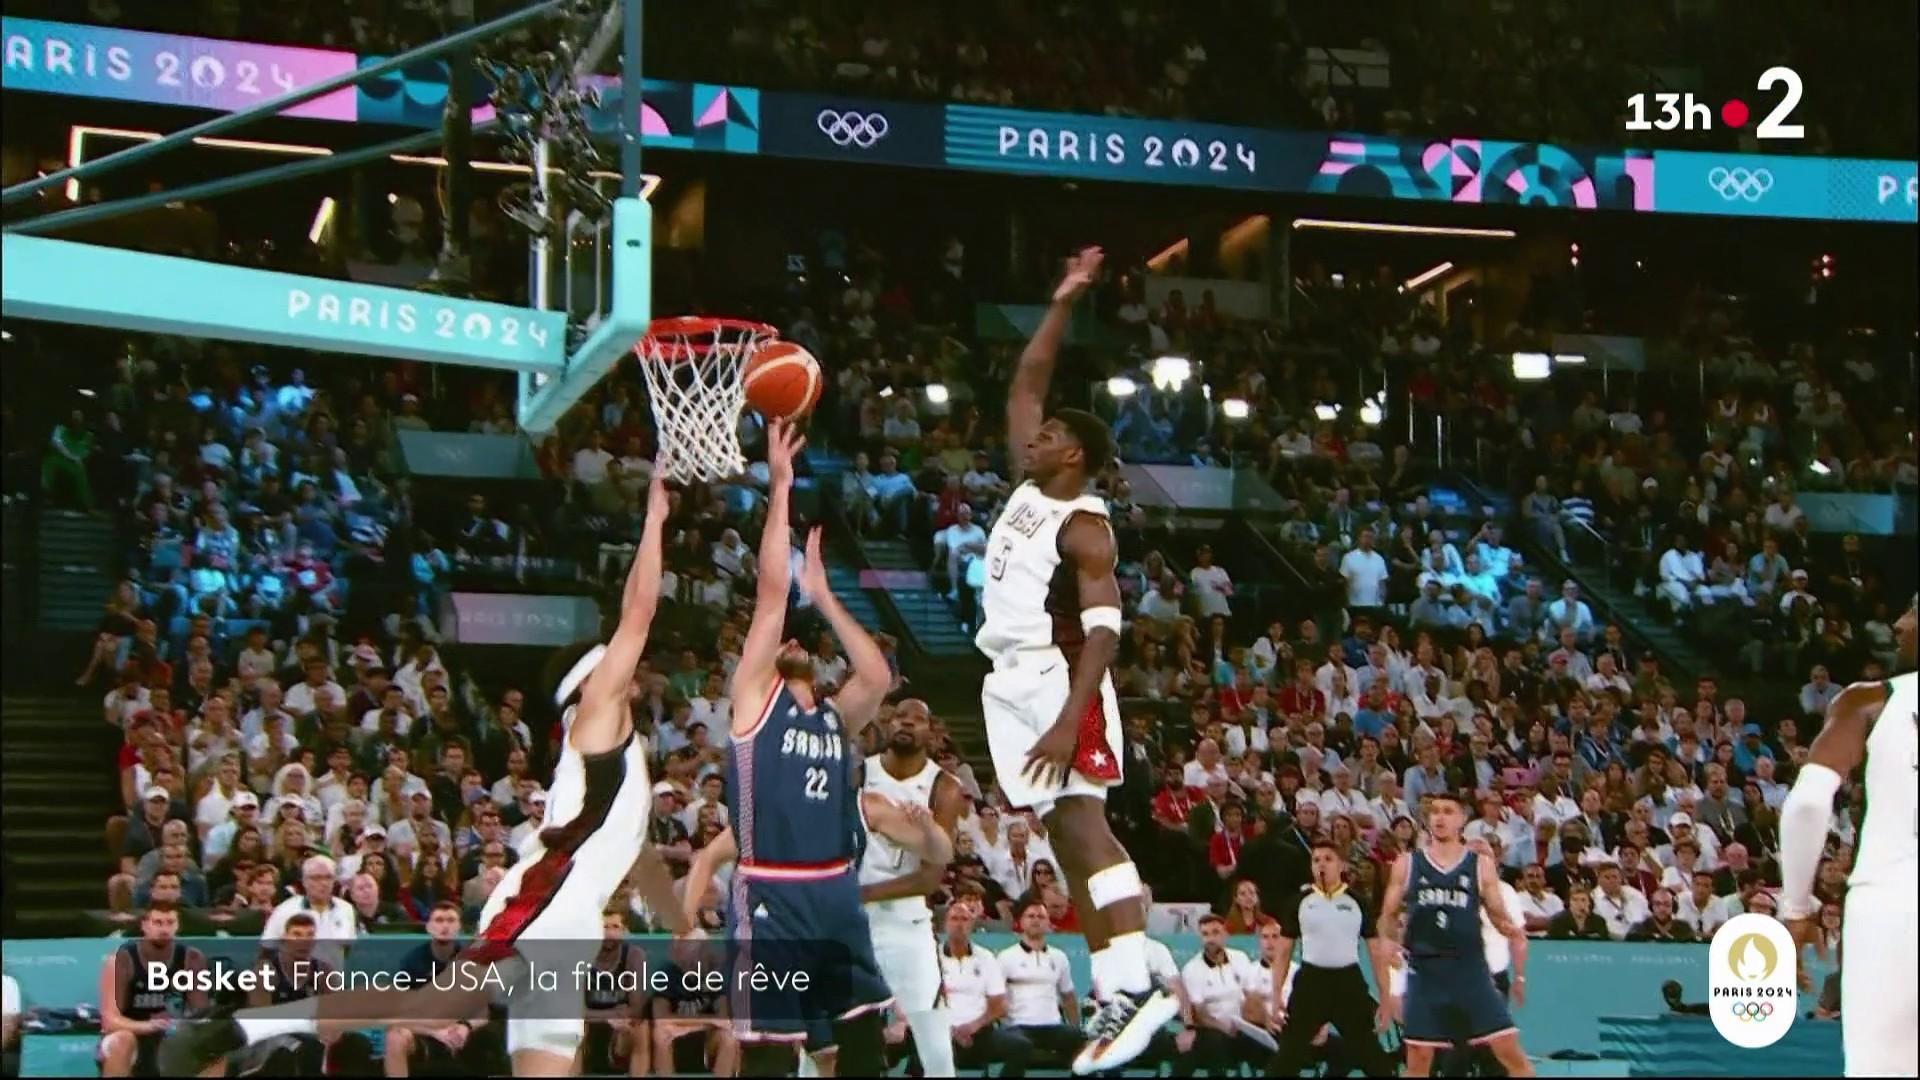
top-left (1778, 762), bottom-right (1842, 918)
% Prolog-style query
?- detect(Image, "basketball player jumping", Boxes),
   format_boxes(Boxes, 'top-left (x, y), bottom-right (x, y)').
top-left (723, 420), bottom-right (895, 1076)
top-left (859, 699), bottom-right (966, 1077)
top-left (1377, 791), bottom-right (1535, 1077)
top-left (161, 467), bottom-right (691, 1077)
top-left (683, 785), bottom-right (953, 1077)
top-left (1781, 594), bottom-right (1917, 1077)
top-left (976, 245), bottom-right (1179, 1074)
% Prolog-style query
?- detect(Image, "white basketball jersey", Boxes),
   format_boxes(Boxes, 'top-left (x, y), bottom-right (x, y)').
top-left (860, 754), bottom-right (944, 921)
top-left (1851, 672), bottom-right (1917, 889)
top-left (976, 482), bottom-right (1111, 658)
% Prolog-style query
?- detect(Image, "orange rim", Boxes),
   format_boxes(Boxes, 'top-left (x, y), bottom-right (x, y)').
top-left (636, 316), bottom-right (779, 360)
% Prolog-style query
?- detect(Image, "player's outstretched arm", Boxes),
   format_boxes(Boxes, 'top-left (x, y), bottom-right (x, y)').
top-left (1374, 854), bottom-right (1410, 1026)
top-left (732, 421), bottom-right (805, 735)
top-left (681, 826), bottom-right (737, 933)
top-left (1781, 680), bottom-right (1879, 926)
top-left (797, 527), bottom-right (888, 737)
top-left (1021, 514), bottom-right (1121, 789)
top-left (630, 844), bottom-right (693, 937)
top-left (1007, 246), bottom-right (1102, 482)
top-left (574, 464), bottom-right (671, 755)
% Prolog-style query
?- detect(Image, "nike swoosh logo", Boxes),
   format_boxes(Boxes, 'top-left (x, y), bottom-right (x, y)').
top-left (1039, 664), bottom-right (1059, 676)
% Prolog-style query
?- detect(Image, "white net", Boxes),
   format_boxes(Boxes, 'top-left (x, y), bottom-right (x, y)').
top-left (635, 317), bottom-right (779, 483)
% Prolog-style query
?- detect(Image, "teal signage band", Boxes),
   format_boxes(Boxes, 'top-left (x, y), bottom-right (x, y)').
top-left (1, 235), bottom-right (568, 373)
top-left (1654, 149), bottom-right (1918, 222)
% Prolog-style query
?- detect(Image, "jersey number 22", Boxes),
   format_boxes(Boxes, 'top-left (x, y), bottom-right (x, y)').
top-left (804, 767), bottom-right (830, 801)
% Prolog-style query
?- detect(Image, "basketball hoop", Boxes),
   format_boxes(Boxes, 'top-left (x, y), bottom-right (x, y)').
top-left (635, 316), bottom-right (779, 483)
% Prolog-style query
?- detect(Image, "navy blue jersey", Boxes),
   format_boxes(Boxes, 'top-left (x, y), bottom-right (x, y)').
top-left (727, 683), bottom-right (859, 868)
top-left (1405, 847), bottom-right (1486, 961)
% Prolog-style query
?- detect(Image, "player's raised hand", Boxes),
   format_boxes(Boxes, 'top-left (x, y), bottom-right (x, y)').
top-left (647, 457), bottom-right (671, 519)
top-left (767, 419), bottom-right (806, 487)
top-left (1052, 245), bottom-right (1104, 303)
top-left (799, 526), bottom-right (830, 601)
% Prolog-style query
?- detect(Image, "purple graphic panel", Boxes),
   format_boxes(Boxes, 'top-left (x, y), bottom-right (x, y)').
top-left (1, 17), bottom-right (358, 120)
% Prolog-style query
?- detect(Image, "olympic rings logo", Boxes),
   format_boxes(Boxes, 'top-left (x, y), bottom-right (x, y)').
top-left (1707, 166), bottom-right (1774, 203)
top-left (1728, 1001), bottom-right (1775, 1022)
top-left (817, 109), bottom-right (890, 148)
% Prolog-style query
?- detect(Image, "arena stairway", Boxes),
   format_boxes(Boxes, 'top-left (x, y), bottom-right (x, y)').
top-left (854, 538), bottom-right (979, 658)
top-left (808, 449), bottom-right (978, 660)
top-left (36, 508), bottom-right (117, 632)
top-left (1448, 475), bottom-right (1720, 690)
top-left (2, 691), bottom-right (124, 936)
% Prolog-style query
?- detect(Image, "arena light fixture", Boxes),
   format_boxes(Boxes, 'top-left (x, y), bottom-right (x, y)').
top-left (1146, 237), bottom-right (1189, 273)
top-left (1512, 352), bottom-right (1553, 381)
top-left (1292, 218), bottom-right (1517, 239)
top-left (877, 386), bottom-right (895, 399)
top-left (1222, 398), bottom-right (1250, 420)
top-left (308, 197), bottom-right (337, 245)
top-left (1105, 376), bottom-right (1138, 398)
top-left (1149, 356), bottom-right (1191, 392)
top-left (924, 383), bottom-right (950, 405)
top-left (1402, 261), bottom-right (1455, 291)
top-left (1809, 459), bottom-right (1833, 476)
top-left (68, 125), bottom-right (661, 202)
top-left (1313, 402), bottom-right (1341, 422)
top-left (1359, 400), bottom-right (1384, 425)
top-left (1554, 353), bottom-right (1588, 365)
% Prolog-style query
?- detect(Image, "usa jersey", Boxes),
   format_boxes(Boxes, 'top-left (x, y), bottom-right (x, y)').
top-left (1405, 847), bottom-right (1486, 962)
top-left (858, 755), bottom-right (943, 921)
top-left (727, 682), bottom-right (859, 868)
top-left (1853, 672), bottom-right (1917, 889)
top-left (976, 482), bottom-right (1110, 659)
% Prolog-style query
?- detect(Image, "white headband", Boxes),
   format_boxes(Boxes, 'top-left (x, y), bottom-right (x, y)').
top-left (555, 644), bottom-right (607, 708)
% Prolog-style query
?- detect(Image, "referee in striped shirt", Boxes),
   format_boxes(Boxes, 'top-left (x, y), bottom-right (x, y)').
top-left (1268, 840), bottom-right (1398, 1076)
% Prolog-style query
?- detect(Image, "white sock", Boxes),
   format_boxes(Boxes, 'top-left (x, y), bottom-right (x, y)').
top-left (1103, 931), bottom-right (1152, 996)
top-left (796, 1047), bottom-right (821, 1078)
top-left (237, 999), bottom-right (318, 1043)
top-left (907, 1008), bottom-right (956, 1077)
top-left (1088, 947), bottom-right (1117, 1003)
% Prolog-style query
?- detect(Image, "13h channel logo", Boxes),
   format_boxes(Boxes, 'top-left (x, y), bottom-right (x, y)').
top-left (1626, 66), bottom-right (1804, 139)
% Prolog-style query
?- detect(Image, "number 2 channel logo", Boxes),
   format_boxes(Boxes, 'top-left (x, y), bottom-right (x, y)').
top-left (1625, 66), bottom-right (1804, 139)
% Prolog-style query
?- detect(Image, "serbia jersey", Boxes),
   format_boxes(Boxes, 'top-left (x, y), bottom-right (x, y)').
top-left (728, 681), bottom-right (860, 870)
top-left (724, 680), bottom-right (892, 1040)
top-left (1405, 846), bottom-right (1487, 965)
top-left (1400, 845), bottom-right (1517, 1047)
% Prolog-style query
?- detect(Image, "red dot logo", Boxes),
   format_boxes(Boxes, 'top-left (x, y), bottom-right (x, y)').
top-left (1721, 99), bottom-right (1750, 128)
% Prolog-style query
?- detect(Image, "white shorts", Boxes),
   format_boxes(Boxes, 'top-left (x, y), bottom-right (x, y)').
top-left (981, 645), bottom-right (1122, 818)
top-left (1842, 881), bottom-right (1918, 1077)
top-left (470, 854), bottom-right (604, 1060)
top-left (867, 908), bottom-right (944, 1014)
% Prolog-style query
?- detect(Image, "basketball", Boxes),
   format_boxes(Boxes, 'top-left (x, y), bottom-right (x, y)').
top-left (743, 340), bottom-right (823, 420)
